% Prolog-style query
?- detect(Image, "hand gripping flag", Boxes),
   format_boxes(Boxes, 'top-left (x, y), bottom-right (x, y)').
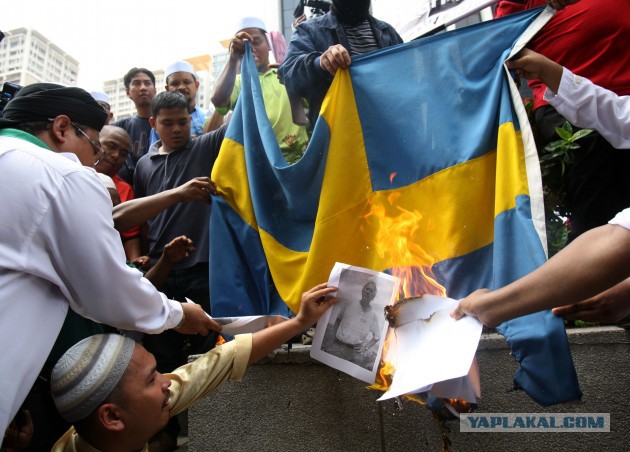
top-left (210, 7), bottom-right (581, 406)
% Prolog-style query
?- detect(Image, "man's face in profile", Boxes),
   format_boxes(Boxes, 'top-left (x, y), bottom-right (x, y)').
top-left (115, 345), bottom-right (173, 442)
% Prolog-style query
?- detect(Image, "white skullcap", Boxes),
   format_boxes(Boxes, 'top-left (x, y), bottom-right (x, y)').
top-left (235, 17), bottom-right (267, 33)
top-left (165, 61), bottom-right (196, 81)
top-left (96, 172), bottom-right (117, 191)
top-left (90, 91), bottom-right (110, 106)
top-left (51, 334), bottom-right (136, 423)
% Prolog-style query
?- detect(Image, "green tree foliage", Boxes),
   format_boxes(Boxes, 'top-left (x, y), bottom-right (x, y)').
top-left (539, 122), bottom-right (593, 256)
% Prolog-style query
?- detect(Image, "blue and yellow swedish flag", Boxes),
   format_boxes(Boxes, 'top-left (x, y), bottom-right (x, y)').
top-left (210, 7), bottom-right (581, 405)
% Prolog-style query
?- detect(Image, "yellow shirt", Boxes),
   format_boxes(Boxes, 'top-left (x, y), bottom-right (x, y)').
top-left (51, 334), bottom-right (252, 452)
top-left (229, 69), bottom-right (310, 164)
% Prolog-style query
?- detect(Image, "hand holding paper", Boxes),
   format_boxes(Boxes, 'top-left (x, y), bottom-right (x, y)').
top-left (310, 263), bottom-right (483, 403)
top-left (377, 294), bottom-right (482, 403)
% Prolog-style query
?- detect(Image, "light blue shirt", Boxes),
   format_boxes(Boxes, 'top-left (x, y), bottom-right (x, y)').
top-left (190, 106), bottom-right (206, 137)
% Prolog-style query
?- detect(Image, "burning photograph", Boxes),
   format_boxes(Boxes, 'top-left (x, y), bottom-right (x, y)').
top-left (311, 263), bottom-right (400, 384)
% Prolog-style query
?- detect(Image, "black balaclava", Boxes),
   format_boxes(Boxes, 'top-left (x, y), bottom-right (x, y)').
top-left (331, 0), bottom-right (371, 26)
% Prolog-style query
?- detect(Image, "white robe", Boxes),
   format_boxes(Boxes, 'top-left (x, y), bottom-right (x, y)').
top-left (545, 68), bottom-right (630, 149)
top-left (0, 133), bottom-right (183, 434)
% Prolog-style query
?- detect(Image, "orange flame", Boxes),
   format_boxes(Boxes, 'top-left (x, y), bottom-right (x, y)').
top-left (444, 398), bottom-right (476, 413)
top-left (364, 199), bottom-right (446, 300)
top-left (364, 193), bottom-right (447, 392)
top-left (369, 353), bottom-right (396, 392)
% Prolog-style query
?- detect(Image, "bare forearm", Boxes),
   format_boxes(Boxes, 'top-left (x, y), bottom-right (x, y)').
top-left (552, 276), bottom-right (630, 323)
top-left (122, 237), bottom-right (141, 261)
top-left (113, 189), bottom-right (180, 231)
top-left (486, 225), bottom-right (630, 324)
top-left (211, 57), bottom-right (240, 108)
top-left (203, 111), bottom-right (225, 134)
top-left (247, 283), bottom-right (338, 363)
top-left (144, 255), bottom-right (174, 289)
top-left (536, 58), bottom-right (563, 94)
top-left (249, 317), bottom-right (309, 364)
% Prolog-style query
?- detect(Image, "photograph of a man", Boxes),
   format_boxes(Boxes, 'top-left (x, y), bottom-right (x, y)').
top-left (311, 263), bottom-right (399, 383)
top-left (322, 277), bottom-right (385, 371)
top-left (326, 280), bottom-right (381, 369)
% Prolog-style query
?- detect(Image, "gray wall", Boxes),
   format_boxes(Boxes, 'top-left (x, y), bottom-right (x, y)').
top-left (189, 327), bottom-right (630, 451)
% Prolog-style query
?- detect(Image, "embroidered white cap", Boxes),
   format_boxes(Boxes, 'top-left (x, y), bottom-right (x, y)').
top-left (235, 16), bottom-right (267, 33)
top-left (51, 334), bottom-right (136, 423)
top-left (165, 61), bottom-right (196, 81)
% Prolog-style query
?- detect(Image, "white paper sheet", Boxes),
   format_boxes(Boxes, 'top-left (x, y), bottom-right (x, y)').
top-left (184, 298), bottom-right (288, 335)
top-left (310, 263), bottom-right (400, 384)
top-left (377, 294), bottom-right (482, 401)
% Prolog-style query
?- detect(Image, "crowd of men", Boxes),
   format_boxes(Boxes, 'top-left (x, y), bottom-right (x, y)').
top-left (1, 0), bottom-right (630, 450)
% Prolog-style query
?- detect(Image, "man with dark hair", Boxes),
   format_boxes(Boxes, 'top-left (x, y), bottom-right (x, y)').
top-left (113, 67), bottom-right (157, 184)
top-left (279, 0), bottom-right (403, 129)
top-left (212, 17), bottom-right (309, 164)
top-left (164, 61), bottom-right (205, 138)
top-left (0, 84), bottom-right (216, 436)
top-left (134, 91), bottom-right (227, 449)
top-left (50, 284), bottom-right (336, 452)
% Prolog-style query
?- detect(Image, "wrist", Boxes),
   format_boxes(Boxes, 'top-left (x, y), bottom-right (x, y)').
top-left (542, 61), bottom-right (563, 94)
top-left (289, 316), bottom-right (310, 334)
top-left (486, 289), bottom-right (520, 326)
top-left (167, 187), bottom-right (184, 204)
top-left (215, 105), bottom-right (230, 116)
top-left (175, 306), bottom-right (186, 329)
top-left (227, 55), bottom-right (242, 69)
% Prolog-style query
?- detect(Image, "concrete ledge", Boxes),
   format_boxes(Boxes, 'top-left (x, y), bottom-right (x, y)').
top-left (188, 326), bottom-right (630, 451)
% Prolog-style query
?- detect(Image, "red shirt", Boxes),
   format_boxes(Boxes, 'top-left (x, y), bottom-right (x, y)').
top-left (496, 0), bottom-right (630, 109)
top-left (112, 174), bottom-right (141, 240)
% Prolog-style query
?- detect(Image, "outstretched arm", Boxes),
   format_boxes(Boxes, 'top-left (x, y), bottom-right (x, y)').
top-left (113, 177), bottom-right (215, 231)
top-left (509, 49), bottom-right (630, 149)
top-left (41, 171), bottom-right (216, 335)
top-left (552, 276), bottom-right (630, 323)
top-left (451, 223), bottom-right (630, 327)
top-left (248, 283), bottom-right (338, 364)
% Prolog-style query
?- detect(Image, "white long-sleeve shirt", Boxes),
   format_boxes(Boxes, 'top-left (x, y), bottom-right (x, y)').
top-left (544, 68), bottom-right (630, 149)
top-left (609, 208), bottom-right (630, 230)
top-left (0, 131), bottom-right (183, 434)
